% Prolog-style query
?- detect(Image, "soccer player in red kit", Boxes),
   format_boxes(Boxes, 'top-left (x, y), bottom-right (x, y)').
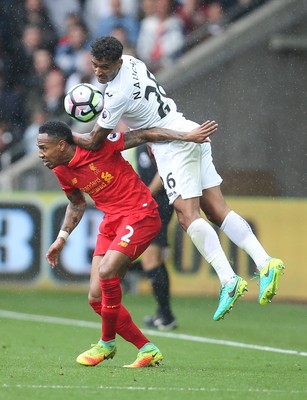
top-left (38, 119), bottom-right (217, 368)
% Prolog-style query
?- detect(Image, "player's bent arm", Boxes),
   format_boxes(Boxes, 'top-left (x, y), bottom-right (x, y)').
top-left (46, 189), bottom-right (86, 268)
top-left (57, 189), bottom-right (87, 241)
top-left (123, 120), bottom-right (218, 150)
top-left (73, 123), bottom-right (112, 151)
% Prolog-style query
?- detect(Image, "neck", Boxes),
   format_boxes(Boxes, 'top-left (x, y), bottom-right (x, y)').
top-left (62, 144), bottom-right (76, 165)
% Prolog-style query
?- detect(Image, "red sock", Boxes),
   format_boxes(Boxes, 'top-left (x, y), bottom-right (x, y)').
top-left (100, 276), bottom-right (121, 342)
top-left (90, 300), bottom-right (148, 348)
top-left (89, 301), bottom-right (101, 315)
top-left (117, 305), bottom-right (149, 349)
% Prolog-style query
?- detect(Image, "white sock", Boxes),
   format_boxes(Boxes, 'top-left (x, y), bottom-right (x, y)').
top-left (221, 211), bottom-right (270, 271)
top-left (187, 218), bottom-right (235, 285)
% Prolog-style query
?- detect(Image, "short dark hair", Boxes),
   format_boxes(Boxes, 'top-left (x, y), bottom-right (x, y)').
top-left (91, 36), bottom-right (123, 62)
top-left (39, 121), bottom-right (74, 144)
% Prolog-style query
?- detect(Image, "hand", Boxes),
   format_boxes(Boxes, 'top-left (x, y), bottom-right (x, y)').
top-left (46, 238), bottom-right (65, 268)
top-left (186, 120), bottom-right (218, 143)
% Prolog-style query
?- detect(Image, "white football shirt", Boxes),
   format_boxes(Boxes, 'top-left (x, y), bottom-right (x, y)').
top-left (97, 55), bottom-right (182, 130)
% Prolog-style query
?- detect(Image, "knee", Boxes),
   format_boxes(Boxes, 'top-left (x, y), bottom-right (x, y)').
top-left (98, 262), bottom-right (115, 280)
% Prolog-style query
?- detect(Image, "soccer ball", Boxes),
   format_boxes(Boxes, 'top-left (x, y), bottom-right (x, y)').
top-left (64, 83), bottom-right (103, 123)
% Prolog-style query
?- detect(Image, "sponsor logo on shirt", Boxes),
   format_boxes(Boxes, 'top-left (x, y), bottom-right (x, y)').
top-left (117, 241), bottom-right (128, 248)
top-left (79, 171), bottom-right (114, 195)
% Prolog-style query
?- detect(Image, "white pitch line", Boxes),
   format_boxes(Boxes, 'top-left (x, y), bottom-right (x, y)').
top-left (0, 309), bottom-right (306, 357)
top-left (0, 384), bottom-right (307, 395)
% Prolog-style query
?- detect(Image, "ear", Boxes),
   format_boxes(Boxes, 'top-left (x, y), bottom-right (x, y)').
top-left (58, 139), bottom-right (67, 151)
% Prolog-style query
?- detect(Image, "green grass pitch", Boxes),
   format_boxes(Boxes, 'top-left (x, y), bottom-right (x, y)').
top-left (0, 288), bottom-right (306, 400)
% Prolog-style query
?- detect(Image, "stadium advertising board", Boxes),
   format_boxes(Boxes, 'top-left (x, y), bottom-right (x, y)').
top-left (0, 193), bottom-right (305, 302)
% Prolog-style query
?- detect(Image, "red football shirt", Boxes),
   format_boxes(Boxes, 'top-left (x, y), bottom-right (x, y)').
top-left (53, 132), bottom-right (158, 216)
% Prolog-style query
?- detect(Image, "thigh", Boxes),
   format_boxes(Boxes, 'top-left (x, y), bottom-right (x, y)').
top-left (200, 142), bottom-right (223, 190)
top-left (152, 141), bottom-right (202, 203)
top-left (151, 119), bottom-right (203, 204)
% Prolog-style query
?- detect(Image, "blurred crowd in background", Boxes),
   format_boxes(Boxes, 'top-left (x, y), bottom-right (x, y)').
top-left (0, 0), bottom-right (268, 171)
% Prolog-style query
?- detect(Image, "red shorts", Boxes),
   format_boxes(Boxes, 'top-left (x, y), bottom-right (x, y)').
top-left (94, 208), bottom-right (161, 261)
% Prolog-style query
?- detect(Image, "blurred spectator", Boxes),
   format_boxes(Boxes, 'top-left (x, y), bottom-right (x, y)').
top-left (43, 0), bottom-right (82, 37)
top-left (0, 71), bottom-right (26, 141)
top-left (0, 1), bottom-right (25, 88)
top-left (32, 48), bottom-right (55, 76)
top-left (176, 0), bottom-right (225, 36)
top-left (139, 0), bottom-right (156, 20)
top-left (0, 118), bottom-right (14, 171)
top-left (55, 22), bottom-right (91, 77)
top-left (110, 26), bottom-right (137, 57)
top-left (24, 47), bottom-right (55, 115)
top-left (23, 108), bottom-right (48, 155)
top-left (136, 0), bottom-right (185, 72)
top-left (21, 24), bottom-right (46, 60)
top-left (22, 0), bottom-right (57, 51)
top-left (83, 0), bottom-right (139, 38)
top-left (57, 12), bottom-right (87, 47)
top-left (41, 68), bottom-right (71, 124)
top-left (175, 0), bottom-right (206, 33)
top-left (204, 1), bottom-right (225, 37)
top-left (95, 0), bottom-right (140, 47)
top-left (65, 50), bottom-right (99, 91)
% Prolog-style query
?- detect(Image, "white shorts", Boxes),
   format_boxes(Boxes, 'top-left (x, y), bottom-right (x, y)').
top-left (150, 118), bottom-right (222, 204)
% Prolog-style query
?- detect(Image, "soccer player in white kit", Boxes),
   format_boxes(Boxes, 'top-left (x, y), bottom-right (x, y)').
top-left (73, 36), bottom-right (285, 322)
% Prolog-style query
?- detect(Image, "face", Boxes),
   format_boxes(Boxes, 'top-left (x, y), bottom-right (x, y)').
top-left (91, 56), bottom-right (123, 84)
top-left (37, 133), bottom-right (66, 169)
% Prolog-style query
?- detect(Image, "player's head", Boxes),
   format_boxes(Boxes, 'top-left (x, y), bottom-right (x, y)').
top-left (39, 121), bottom-right (74, 143)
top-left (90, 36), bottom-right (123, 84)
top-left (37, 121), bottom-right (74, 169)
top-left (91, 36), bottom-right (123, 62)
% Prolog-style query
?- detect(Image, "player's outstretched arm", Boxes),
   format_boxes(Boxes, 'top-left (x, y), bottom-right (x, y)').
top-left (123, 120), bottom-right (218, 150)
top-left (73, 123), bottom-right (112, 151)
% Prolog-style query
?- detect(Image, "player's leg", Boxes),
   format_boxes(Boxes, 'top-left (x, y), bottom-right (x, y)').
top-left (79, 253), bottom-right (159, 366)
top-left (174, 195), bottom-right (248, 321)
top-left (142, 201), bottom-right (177, 330)
top-left (152, 134), bottom-right (247, 320)
top-left (142, 243), bottom-right (177, 330)
top-left (174, 195), bottom-right (235, 285)
top-left (153, 136), bottom-right (235, 283)
top-left (76, 251), bottom-right (128, 366)
top-left (101, 211), bottom-right (163, 367)
top-left (88, 255), bottom-right (103, 315)
top-left (200, 185), bottom-right (285, 304)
